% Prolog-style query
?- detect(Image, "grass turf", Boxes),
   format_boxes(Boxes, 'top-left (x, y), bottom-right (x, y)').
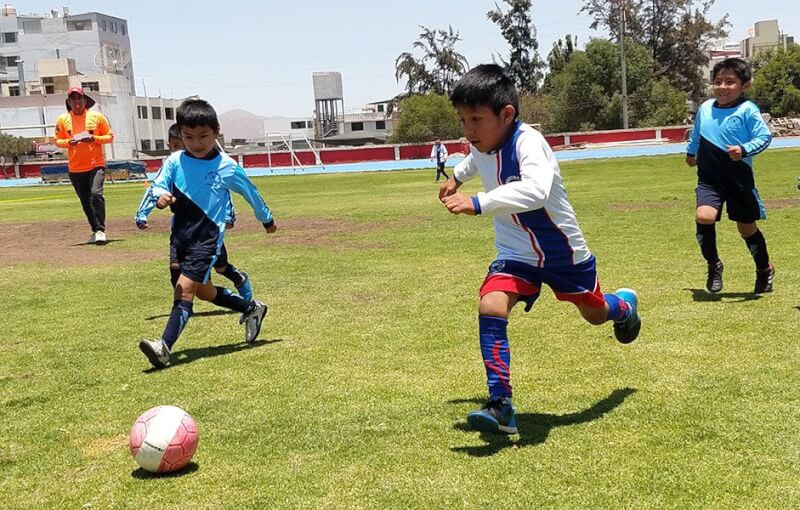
top-left (1, 150), bottom-right (799, 508)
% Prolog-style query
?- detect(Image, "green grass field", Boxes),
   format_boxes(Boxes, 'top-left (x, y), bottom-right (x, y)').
top-left (1, 150), bottom-right (799, 509)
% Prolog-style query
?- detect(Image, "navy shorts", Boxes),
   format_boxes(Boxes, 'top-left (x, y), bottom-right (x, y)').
top-left (696, 181), bottom-right (766, 223)
top-left (480, 257), bottom-right (606, 311)
top-left (170, 242), bottom-right (218, 284)
top-left (170, 242), bottom-right (228, 270)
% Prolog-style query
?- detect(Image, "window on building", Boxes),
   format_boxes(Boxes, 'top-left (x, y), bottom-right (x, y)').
top-left (5, 56), bottom-right (19, 67)
top-left (110, 22), bottom-right (118, 34)
top-left (81, 81), bottom-right (100, 92)
top-left (377, 104), bottom-right (385, 113)
top-left (22, 20), bottom-right (42, 34)
top-left (8, 86), bottom-right (20, 96)
top-left (66, 20), bottom-right (92, 32)
top-left (151, 107), bottom-right (162, 120)
top-left (376, 120), bottom-right (386, 130)
top-left (101, 19), bottom-right (107, 31)
top-left (137, 105), bottom-right (148, 119)
top-left (3, 32), bottom-right (18, 43)
top-left (351, 122), bottom-right (364, 132)
top-left (154, 139), bottom-right (165, 150)
top-left (45, 85), bottom-right (55, 94)
top-left (121, 24), bottom-right (127, 36)
top-left (165, 107), bottom-right (174, 120)
top-left (290, 121), bottom-right (307, 129)
top-left (141, 140), bottom-right (152, 151)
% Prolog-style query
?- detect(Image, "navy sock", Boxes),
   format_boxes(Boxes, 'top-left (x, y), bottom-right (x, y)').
top-left (696, 222), bottom-right (719, 264)
top-left (743, 230), bottom-right (770, 270)
top-left (604, 293), bottom-right (631, 322)
top-left (162, 300), bottom-right (193, 349)
top-left (220, 264), bottom-right (245, 287)
top-left (478, 316), bottom-right (512, 399)
top-left (211, 286), bottom-right (252, 313)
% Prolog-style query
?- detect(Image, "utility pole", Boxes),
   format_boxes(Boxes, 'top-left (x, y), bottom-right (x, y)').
top-left (619, 0), bottom-right (629, 129)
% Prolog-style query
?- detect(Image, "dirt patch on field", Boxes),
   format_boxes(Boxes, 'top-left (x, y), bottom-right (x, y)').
top-left (79, 434), bottom-right (128, 457)
top-left (609, 201), bottom-right (682, 212)
top-left (0, 215), bottom-right (393, 267)
top-left (763, 197), bottom-right (800, 209)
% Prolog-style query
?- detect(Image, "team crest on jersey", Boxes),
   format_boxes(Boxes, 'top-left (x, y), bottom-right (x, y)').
top-left (204, 171), bottom-right (223, 190)
top-left (725, 116), bottom-right (744, 133)
top-left (489, 260), bottom-right (505, 273)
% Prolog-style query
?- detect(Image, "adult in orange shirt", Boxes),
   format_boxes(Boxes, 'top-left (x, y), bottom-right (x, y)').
top-left (54, 87), bottom-right (114, 244)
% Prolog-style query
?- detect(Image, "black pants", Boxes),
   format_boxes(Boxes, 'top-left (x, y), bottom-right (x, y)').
top-left (436, 162), bottom-right (449, 181)
top-left (69, 167), bottom-right (106, 233)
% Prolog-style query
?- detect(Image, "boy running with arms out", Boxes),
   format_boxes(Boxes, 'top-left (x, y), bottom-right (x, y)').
top-left (139, 99), bottom-right (276, 369)
top-left (439, 65), bottom-right (641, 435)
top-left (136, 123), bottom-right (254, 300)
top-left (686, 58), bottom-right (774, 294)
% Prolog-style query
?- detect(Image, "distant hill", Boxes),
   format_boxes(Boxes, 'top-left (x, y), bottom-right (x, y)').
top-left (219, 109), bottom-right (301, 141)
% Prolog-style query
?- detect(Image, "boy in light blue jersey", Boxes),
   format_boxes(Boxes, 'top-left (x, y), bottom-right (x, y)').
top-left (138, 99), bottom-right (277, 369)
top-left (686, 58), bottom-right (774, 294)
top-left (135, 123), bottom-right (253, 301)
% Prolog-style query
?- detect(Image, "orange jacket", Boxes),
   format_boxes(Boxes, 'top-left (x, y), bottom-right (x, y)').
top-left (54, 110), bottom-right (114, 172)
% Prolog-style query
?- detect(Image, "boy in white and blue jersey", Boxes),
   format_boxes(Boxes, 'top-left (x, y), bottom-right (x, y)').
top-left (430, 137), bottom-right (449, 182)
top-left (439, 65), bottom-right (641, 435)
top-left (138, 99), bottom-right (277, 369)
top-left (686, 58), bottom-right (774, 294)
top-left (135, 123), bottom-right (254, 301)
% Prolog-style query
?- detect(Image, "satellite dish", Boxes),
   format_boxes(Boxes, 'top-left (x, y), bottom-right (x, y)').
top-left (94, 47), bottom-right (130, 73)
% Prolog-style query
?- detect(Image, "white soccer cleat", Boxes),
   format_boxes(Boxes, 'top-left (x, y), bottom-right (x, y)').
top-left (94, 231), bottom-right (107, 244)
top-left (241, 301), bottom-right (268, 343)
top-left (139, 339), bottom-right (171, 368)
top-left (86, 232), bottom-right (97, 244)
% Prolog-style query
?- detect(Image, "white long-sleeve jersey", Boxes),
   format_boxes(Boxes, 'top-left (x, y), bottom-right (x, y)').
top-left (454, 121), bottom-right (591, 268)
top-left (431, 143), bottom-right (448, 163)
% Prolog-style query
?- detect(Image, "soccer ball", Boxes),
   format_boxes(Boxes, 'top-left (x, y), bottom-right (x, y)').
top-left (129, 405), bottom-right (199, 473)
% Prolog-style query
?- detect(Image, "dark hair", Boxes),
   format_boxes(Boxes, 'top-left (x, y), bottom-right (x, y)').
top-left (167, 123), bottom-right (181, 140)
top-left (712, 58), bottom-right (752, 84)
top-left (450, 64), bottom-right (519, 118)
top-left (177, 97), bottom-right (219, 131)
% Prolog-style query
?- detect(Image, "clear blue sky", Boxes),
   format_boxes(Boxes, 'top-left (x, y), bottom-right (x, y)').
top-left (20, 0), bottom-right (800, 117)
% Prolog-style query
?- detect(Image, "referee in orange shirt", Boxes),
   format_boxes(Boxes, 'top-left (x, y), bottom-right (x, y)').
top-left (54, 87), bottom-right (114, 244)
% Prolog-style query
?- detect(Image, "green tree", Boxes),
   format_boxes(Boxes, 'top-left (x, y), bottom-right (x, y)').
top-left (395, 26), bottom-right (469, 96)
top-left (487, 0), bottom-right (545, 93)
top-left (388, 93), bottom-right (462, 143)
top-left (751, 45), bottom-right (800, 117)
top-left (581, 0), bottom-right (729, 100)
top-left (0, 133), bottom-right (32, 178)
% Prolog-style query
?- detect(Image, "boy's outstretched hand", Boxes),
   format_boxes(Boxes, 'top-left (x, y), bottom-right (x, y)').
top-left (443, 192), bottom-right (476, 216)
top-left (438, 177), bottom-right (459, 202)
top-left (156, 192), bottom-right (176, 209)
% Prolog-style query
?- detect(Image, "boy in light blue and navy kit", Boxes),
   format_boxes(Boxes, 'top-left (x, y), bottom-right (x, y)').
top-left (138, 99), bottom-right (276, 369)
top-left (687, 58), bottom-right (774, 294)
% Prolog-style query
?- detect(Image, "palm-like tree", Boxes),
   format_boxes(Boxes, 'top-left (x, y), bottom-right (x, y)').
top-left (395, 25), bottom-right (468, 96)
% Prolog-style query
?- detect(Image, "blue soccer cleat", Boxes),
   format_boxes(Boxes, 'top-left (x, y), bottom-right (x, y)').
top-left (236, 272), bottom-right (253, 302)
top-left (613, 288), bottom-right (641, 344)
top-left (467, 397), bottom-right (518, 434)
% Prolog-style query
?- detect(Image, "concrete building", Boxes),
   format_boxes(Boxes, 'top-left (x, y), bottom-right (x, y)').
top-left (740, 20), bottom-right (795, 59)
top-left (0, 5), bottom-right (134, 96)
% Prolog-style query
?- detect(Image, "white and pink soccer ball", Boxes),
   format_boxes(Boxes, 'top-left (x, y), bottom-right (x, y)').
top-left (129, 405), bottom-right (199, 473)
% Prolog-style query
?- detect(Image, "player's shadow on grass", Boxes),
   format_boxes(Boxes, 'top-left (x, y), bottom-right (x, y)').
top-left (143, 339), bottom-right (281, 373)
top-left (131, 461), bottom-right (199, 479)
top-left (144, 310), bottom-right (239, 321)
top-left (71, 239), bottom-right (125, 246)
top-left (684, 288), bottom-right (762, 303)
top-left (449, 387), bottom-right (637, 457)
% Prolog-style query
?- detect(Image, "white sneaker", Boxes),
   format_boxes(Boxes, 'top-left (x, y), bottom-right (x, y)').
top-left (94, 231), bottom-right (107, 244)
top-left (87, 232), bottom-right (97, 244)
top-left (240, 301), bottom-right (268, 343)
top-left (139, 339), bottom-right (170, 368)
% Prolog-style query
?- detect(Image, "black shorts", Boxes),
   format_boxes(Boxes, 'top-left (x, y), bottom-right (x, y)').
top-left (170, 242), bottom-right (218, 283)
top-left (696, 181), bottom-right (766, 223)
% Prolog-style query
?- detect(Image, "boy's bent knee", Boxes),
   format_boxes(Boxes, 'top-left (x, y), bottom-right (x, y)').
top-left (479, 291), bottom-right (518, 318)
top-left (579, 303), bottom-right (608, 325)
top-left (737, 222), bottom-right (758, 237)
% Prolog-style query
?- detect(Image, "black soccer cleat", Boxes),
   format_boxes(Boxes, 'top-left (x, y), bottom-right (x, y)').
top-left (706, 260), bottom-right (724, 293)
top-left (754, 263), bottom-right (774, 294)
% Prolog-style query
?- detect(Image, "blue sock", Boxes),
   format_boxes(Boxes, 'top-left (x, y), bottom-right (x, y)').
top-left (478, 316), bottom-right (512, 399)
top-left (604, 293), bottom-right (631, 322)
top-left (162, 300), bottom-right (193, 349)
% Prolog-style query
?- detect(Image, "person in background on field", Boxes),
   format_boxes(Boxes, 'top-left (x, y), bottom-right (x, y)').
top-left (439, 64), bottom-right (641, 435)
top-left (431, 137), bottom-right (449, 182)
top-left (54, 86), bottom-right (114, 245)
top-left (135, 123), bottom-right (254, 300)
top-left (686, 58), bottom-right (774, 294)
